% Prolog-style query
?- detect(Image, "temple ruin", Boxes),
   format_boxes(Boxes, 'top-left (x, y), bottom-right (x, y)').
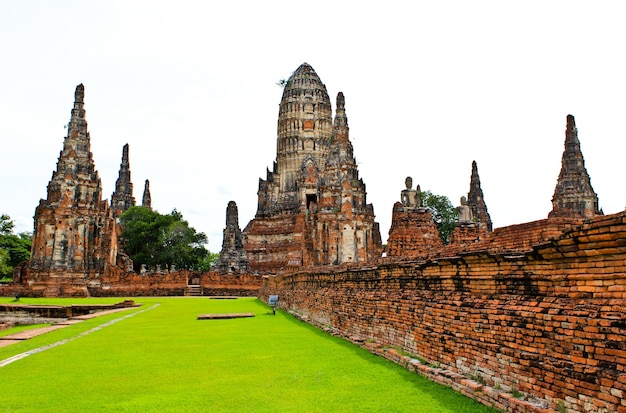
top-left (549, 114), bottom-right (601, 219)
top-left (110, 143), bottom-right (136, 216)
top-left (243, 63), bottom-right (382, 273)
top-left (214, 201), bottom-right (249, 274)
top-left (3, 67), bottom-right (623, 413)
top-left (467, 160), bottom-right (492, 231)
top-left (17, 84), bottom-right (131, 296)
top-left (141, 179), bottom-right (152, 209)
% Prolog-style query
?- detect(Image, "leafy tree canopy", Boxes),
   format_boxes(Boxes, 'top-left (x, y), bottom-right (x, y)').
top-left (419, 190), bottom-right (459, 245)
top-left (1, 213), bottom-right (15, 236)
top-left (0, 214), bottom-right (32, 279)
top-left (198, 252), bottom-right (220, 272)
top-left (119, 206), bottom-right (210, 272)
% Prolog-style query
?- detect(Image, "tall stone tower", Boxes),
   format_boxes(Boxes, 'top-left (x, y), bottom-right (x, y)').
top-left (255, 63), bottom-right (334, 216)
top-left (214, 201), bottom-right (249, 274)
top-left (549, 115), bottom-right (601, 219)
top-left (244, 63), bottom-right (382, 273)
top-left (467, 161), bottom-right (492, 231)
top-left (22, 84), bottom-right (127, 296)
top-left (111, 143), bottom-right (136, 216)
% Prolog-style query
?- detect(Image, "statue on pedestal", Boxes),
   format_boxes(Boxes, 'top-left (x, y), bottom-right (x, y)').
top-left (401, 176), bottom-right (420, 207)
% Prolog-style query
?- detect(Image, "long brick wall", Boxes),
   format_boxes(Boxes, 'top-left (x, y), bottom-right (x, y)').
top-left (260, 212), bottom-right (626, 413)
top-left (1, 271), bottom-right (263, 297)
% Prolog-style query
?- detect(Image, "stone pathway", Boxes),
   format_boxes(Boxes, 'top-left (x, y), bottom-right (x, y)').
top-left (0, 325), bottom-right (67, 345)
top-left (0, 306), bottom-right (141, 347)
top-left (0, 304), bottom-right (159, 367)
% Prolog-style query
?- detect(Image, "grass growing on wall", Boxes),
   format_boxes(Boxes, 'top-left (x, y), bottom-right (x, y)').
top-left (0, 297), bottom-right (498, 413)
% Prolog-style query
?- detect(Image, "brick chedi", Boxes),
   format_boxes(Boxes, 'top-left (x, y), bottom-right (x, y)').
top-left (467, 160), bottom-right (492, 231)
top-left (244, 63), bottom-right (382, 273)
top-left (386, 177), bottom-right (443, 259)
top-left (549, 114), bottom-right (601, 219)
top-left (20, 84), bottom-right (129, 296)
top-left (111, 143), bottom-right (136, 216)
top-left (142, 179), bottom-right (152, 209)
top-left (214, 201), bottom-right (250, 274)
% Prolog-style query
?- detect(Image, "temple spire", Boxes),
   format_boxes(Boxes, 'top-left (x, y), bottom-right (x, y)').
top-left (45, 84), bottom-right (101, 206)
top-left (27, 83), bottom-right (119, 276)
top-left (332, 92), bottom-right (349, 145)
top-left (328, 92), bottom-right (355, 163)
top-left (467, 161), bottom-right (492, 231)
top-left (142, 179), bottom-right (152, 210)
top-left (214, 201), bottom-right (249, 274)
top-left (549, 115), bottom-right (600, 219)
top-left (111, 143), bottom-right (135, 216)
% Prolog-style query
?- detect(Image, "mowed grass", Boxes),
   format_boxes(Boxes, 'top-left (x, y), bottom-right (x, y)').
top-left (0, 297), bottom-right (498, 413)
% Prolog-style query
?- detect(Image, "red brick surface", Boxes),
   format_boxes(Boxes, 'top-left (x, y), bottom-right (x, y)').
top-left (261, 212), bottom-right (626, 412)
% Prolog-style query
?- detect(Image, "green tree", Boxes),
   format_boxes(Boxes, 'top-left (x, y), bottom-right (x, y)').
top-left (419, 190), bottom-right (459, 245)
top-left (1, 213), bottom-right (15, 236)
top-left (0, 249), bottom-right (12, 279)
top-left (120, 206), bottom-right (210, 272)
top-left (198, 252), bottom-right (220, 272)
top-left (0, 214), bottom-right (32, 279)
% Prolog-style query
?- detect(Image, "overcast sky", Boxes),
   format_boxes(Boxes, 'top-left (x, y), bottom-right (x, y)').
top-left (1, 1), bottom-right (625, 250)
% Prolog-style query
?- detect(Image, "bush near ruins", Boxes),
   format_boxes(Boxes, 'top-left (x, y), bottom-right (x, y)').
top-left (120, 206), bottom-right (209, 272)
top-left (419, 191), bottom-right (459, 244)
top-left (0, 214), bottom-right (31, 280)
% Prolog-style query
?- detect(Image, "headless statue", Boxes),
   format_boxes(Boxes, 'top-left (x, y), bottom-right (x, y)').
top-left (457, 196), bottom-right (472, 222)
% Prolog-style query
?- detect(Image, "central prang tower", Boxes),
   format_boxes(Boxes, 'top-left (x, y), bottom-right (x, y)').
top-left (257, 63), bottom-right (334, 215)
top-left (244, 63), bottom-right (382, 273)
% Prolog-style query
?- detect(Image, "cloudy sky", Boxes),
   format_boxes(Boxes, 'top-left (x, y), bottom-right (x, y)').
top-left (1, 1), bottom-right (624, 250)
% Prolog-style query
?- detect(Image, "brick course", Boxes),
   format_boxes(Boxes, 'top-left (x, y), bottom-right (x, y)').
top-left (261, 212), bottom-right (626, 412)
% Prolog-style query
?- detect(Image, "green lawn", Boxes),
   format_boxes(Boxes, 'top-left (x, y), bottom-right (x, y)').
top-left (0, 297), bottom-right (498, 412)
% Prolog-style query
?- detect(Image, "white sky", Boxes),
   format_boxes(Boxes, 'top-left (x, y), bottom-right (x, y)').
top-left (1, 1), bottom-right (624, 251)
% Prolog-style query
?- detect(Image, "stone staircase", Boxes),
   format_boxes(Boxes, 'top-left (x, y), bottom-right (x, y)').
top-left (184, 285), bottom-right (203, 297)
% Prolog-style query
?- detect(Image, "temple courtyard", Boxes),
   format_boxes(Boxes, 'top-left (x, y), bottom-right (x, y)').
top-left (0, 296), bottom-right (496, 412)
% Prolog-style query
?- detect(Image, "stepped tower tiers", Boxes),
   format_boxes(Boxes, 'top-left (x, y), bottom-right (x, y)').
top-left (256, 63), bottom-right (334, 216)
top-left (549, 115), bottom-right (601, 219)
top-left (214, 201), bottom-right (250, 274)
top-left (245, 63), bottom-right (382, 273)
top-left (111, 143), bottom-right (136, 216)
top-left (21, 84), bottom-right (129, 296)
top-left (467, 161), bottom-right (492, 231)
top-left (142, 179), bottom-right (152, 209)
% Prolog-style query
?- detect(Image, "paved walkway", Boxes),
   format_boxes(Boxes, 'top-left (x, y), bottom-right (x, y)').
top-left (0, 305), bottom-right (156, 353)
top-left (0, 306), bottom-right (141, 347)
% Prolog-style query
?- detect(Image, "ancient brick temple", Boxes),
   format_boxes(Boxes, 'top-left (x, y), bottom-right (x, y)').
top-left (16, 84), bottom-right (130, 296)
top-left (141, 179), bottom-right (152, 209)
top-left (386, 177), bottom-right (443, 259)
top-left (214, 201), bottom-right (249, 274)
top-left (467, 160), bottom-right (492, 231)
top-left (549, 114), bottom-right (601, 219)
top-left (260, 114), bottom-right (623, 413)
top-left (111, 143), bottom-right (136, 216)
top-left (244, 63), bottom-right (382, 273)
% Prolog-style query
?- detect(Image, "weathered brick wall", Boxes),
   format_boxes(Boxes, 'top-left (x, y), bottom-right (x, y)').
top-left (260, 212), bottom-right (626, 413)
top-left (386, 203), bottom-right (443, 258)
top-left (90, 271), bottom-right (263, 297)
top-left (2, 271), bottom-right (263, 297)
